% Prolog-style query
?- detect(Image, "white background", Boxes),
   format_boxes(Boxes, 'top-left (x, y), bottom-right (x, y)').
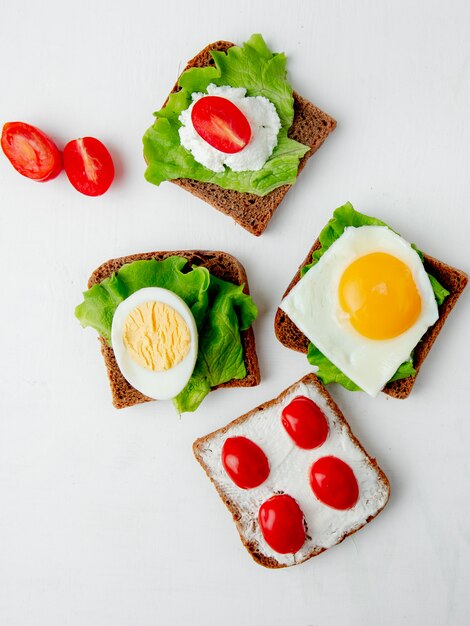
top-left (1, 1), bottom-right (469, 625)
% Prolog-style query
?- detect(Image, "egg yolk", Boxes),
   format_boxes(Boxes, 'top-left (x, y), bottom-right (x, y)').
top-left (122, 301), bottom-right (190, 371)
top-left (338, 252), bottom-right (422, 340)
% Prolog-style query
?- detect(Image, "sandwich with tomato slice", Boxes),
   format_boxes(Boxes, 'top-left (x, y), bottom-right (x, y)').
top-left (193, 374), bottom-right (390, 568)
top-left (143, 34), bottom-right (336, 235)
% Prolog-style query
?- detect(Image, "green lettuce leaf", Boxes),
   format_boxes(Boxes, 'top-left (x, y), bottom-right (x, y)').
top-left (306, 344), bottom-right (362, 391)
top-left (388, 358), bottom-right (417, 382)
top-left (307, 343), bottom-right (416, 390)
top-left (173, 277), bottom-right (258, 413)
top-left (143, 33), bottom-right (309, 196)
top-left (427, 273), bottom-right (450, 306)
top-left (303, 201), bottom-right (449, 389)
top-left (75, 257), bottom-right (258, 412)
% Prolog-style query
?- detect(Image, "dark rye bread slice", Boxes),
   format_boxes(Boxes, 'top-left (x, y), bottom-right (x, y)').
top-left (193, 374), bottom-right (390, 568)
top-left (274, 239), bottom-right (468, 399)
top-left (87, 250), bottom-right (260, 409)
top-left (167, 40), bottom-right (336, 236)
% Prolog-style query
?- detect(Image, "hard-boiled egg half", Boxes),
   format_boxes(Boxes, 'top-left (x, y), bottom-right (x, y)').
top-left (280, 225), bottom-right (439, 397)
top-left (111, 287), bottom-right (198, 400)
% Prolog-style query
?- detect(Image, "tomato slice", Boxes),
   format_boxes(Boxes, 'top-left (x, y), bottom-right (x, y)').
top-left (63, 137), bottom-right (114, 196)
top-left (258, 494), bottom-right (306, 554)
top-left (309, 456), bottom-right (359, 510)
top-left (191, 96), bottom-right (251, 154)
top-left (281, 396), bottom-right (329, 450)
top-left (1, 122), bottom-right (62, 181)
top-left (221, 436), bottom-right (270, 489)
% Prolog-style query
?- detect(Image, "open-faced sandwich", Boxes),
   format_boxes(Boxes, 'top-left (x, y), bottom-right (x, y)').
top-left (194, 374), bottom-right (390, 568)
top-left (275, 202), bottom-right (468, 398)
top-left (75, 250), bottom-right (260, 412)
top-left (143, 34), bottom-right (336, 236)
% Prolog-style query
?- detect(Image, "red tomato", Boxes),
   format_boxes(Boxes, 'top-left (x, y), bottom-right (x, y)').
top-left (191, 96), bottom-right (251, 154)
top-left (281, 395), bottom-right (329, 450)
top-left (258, 494), bottom-right (306, 554)
top-left (310, 456), bottom-right (359, 510)
top-left (63, 137), bottom-right (114, 196)
top-left (1, 122), bottom-right (62, 181)
top-left (221, 436), bottom-right (270, 489)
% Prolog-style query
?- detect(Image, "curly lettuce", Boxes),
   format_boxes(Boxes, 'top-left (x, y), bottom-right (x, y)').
top-left (75, 257), bottom-right (258, 413)
top-left (143, 34), bottom-right (309, 196)
top-left (304, 202), bottom-right (449, 390)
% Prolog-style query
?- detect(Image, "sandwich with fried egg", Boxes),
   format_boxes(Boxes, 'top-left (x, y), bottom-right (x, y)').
top-left (275, 202), bottom-right (467, 398)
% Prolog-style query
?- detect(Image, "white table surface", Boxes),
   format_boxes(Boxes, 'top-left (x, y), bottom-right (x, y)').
top-left (1, 1), bottom-right (469, 625)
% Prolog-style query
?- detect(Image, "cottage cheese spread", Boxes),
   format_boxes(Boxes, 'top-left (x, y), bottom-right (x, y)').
top-left (178, 84), bottom-right (281, 173)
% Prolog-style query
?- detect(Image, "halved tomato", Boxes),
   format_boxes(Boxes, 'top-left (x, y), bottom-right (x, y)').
top-left (258, 494), bottom-right (306, 554)
top-left (1, 122), bottom-right (62, 181)
top-left (309, 456), bottom-right (359, 510)
top-left (63, 137), bottom-right (114, 196)
top-left (221, 436), bottom-right (270, 489)
top-left (191, 96), bottom-right (251, 154)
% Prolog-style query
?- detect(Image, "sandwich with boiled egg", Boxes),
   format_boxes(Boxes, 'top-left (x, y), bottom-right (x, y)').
top-left (275, 202), bottom-right (467, 398)
top-left (76, 250), bottom-right (260, 412)
top-left (143, 34), bottom-right (336, 236)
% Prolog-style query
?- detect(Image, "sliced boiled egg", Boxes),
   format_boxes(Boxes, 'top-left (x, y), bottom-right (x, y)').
top-left (111, 287), bottom-right (198, 400)
top-left (280, 225), bottom-right (439, 397)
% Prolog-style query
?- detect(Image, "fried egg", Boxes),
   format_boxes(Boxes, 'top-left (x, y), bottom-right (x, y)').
top-left (111, 287), bottom-right (198, 400)
top-left (280, 226), bottom-right (439, 397)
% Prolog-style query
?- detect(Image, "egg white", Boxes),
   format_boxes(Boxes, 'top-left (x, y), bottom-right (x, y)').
top-left (280, 226), bottom-right (439, 397)
top-left (178, 84), bottom-right (281, 173)
top-left (111, 287), bottom-right (198, 401)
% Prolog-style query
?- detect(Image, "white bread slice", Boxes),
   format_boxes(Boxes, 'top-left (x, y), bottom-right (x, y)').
top-left (193, 374), bottom-right (390, 568)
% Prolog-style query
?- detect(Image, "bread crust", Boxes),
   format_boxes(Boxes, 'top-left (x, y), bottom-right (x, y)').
top-left (163, 40), bottom-right (336, 236)
top-left (193, 373), bottom-right (390, 568)
top-left (274, 239), bottom-right (468, 398)
top-left (87, 250), bottom-right (260, 409)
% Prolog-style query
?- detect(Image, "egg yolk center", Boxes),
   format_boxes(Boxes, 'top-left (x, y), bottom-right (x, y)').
top-left (123, 301), bottom-right (190, 371)
top-left (338, 252), bottom-right (422, 340)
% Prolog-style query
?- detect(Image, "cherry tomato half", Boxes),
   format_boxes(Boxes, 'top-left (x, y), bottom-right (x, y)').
top-left (63, 137), bottom-right (114, 196)
top-left (309, 456), bottom-right (359, 510)
top-left (281, 396), bottom-right (329, 450)
top-left (221, 436), bottom-right (270, 489)
top-left (191, 96), bottom-right (251, 154)
top-left (1, 122), bottom-right (62, 181)
top-left (258, 494), bottom-right (306, 554)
